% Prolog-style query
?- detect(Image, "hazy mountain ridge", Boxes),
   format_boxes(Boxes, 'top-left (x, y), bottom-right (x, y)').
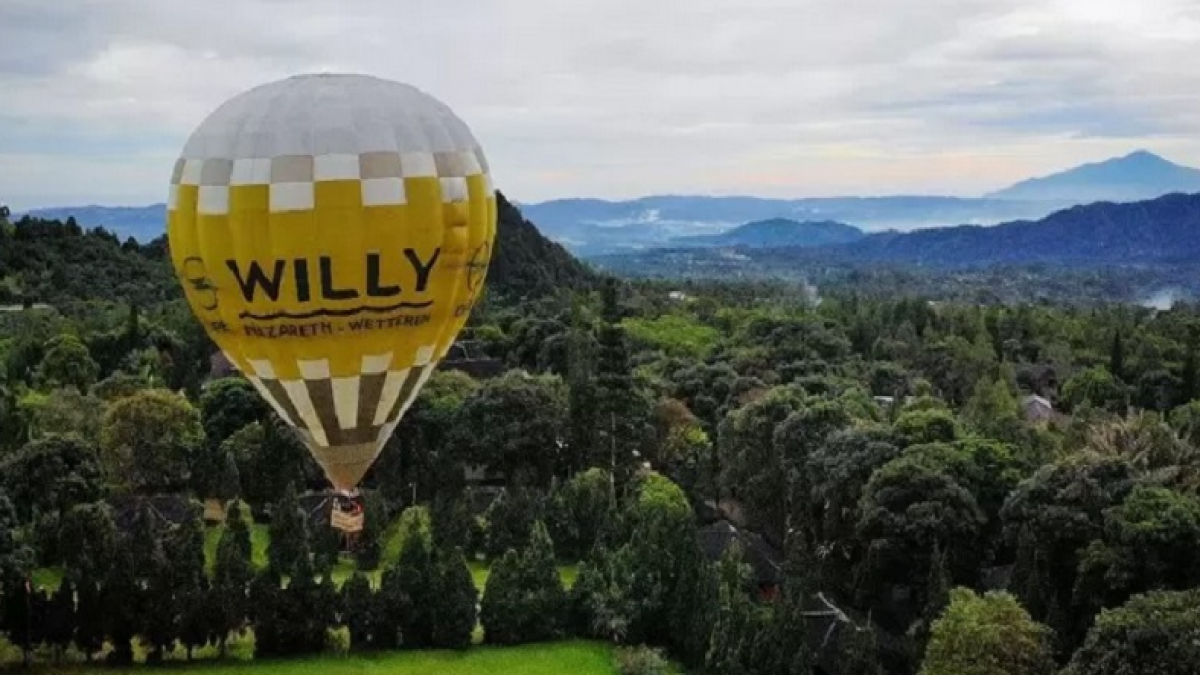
top-left (592, 192), bottom-right (1200, 276)
top-left (519, 195), bottom-right (1059, 255)
top-left (23, 204), bottom-right (167, 242)
top-left (668, 218), bottom-right (864, 248)
top-left (986, 150), bottom-right (1200, 203)
top-left (20, 150), bottom-right (1200, 261)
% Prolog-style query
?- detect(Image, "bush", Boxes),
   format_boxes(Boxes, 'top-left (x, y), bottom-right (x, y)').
top-left (326, 626), bottom-right (351, 657)
top-left (615, 645), bottom-right (673, 675)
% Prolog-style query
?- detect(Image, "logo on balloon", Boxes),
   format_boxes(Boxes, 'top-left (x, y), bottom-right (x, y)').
top-left (466, 242), bottom-right (490, 292)
top-left (183, 257), bottom-right (219, 311)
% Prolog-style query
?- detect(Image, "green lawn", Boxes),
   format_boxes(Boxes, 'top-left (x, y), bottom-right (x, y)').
top-left (1, 640), bottom-right (620, 674)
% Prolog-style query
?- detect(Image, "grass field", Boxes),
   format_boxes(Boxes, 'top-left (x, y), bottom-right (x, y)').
top-left (1, 640), bottom-right (623, 674)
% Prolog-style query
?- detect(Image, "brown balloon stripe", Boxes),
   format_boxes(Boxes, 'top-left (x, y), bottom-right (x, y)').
top-left (251, 363), bottom-right (431, 450)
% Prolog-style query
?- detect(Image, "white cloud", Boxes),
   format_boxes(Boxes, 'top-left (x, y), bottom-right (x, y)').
top-left (2, 0), bottom-right (1199, 209)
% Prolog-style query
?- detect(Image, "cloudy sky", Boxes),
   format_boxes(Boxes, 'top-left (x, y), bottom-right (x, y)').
top-left (3, 0), bottom-right (1200, 210)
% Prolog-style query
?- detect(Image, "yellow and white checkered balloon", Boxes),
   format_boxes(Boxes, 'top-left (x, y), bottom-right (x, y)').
top-left (167, 73), bottom-right (496, 490)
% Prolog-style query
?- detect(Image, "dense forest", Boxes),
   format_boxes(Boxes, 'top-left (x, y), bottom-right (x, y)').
top-left (3, 200), bottom-right (1200, 675)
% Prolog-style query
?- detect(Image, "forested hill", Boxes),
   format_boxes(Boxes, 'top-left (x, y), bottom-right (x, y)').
top-left (489, 191), bottom-right (602, 299)
top-left (595, 191), bottom-right (1200, 282)
top-left (0, 194), bottom-right (600, 307)
top-left (0, 217), bottom-right (177, 308)
top-left (829, 191), bottom-right (1200, 267)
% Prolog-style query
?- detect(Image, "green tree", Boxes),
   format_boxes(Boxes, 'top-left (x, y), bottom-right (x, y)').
top-left (57, 502), bottom-right (117, 588)
top-left (431, 546), bottom-right (478, 649)
top-left (100, 388), bottom-right (203, 491)
top-left (919, 588), bottom-right (1054, 675)
top-left (44, 577), bottom-right (76, 662)
top-left (451, 370), bottom-right (568, 488)
top-left (518, 521), bottom-right (568, 640)
top-left (172, 502), bottom-right (211, 659)
top-left (74, 571), bottom-right (105, 662)
top-left (565, 298), bottom-right (599, 473)
top-left (1181, 344), bottom-right (1197, 404)
top-left (340, 572), bottom-right (381, 650)
top-left (804, 426), bottom-right (901, 589)
top-left (355, 489), bottom-right (389, 570)
top-left (999, 454), bottom-right (1135, 651)
top-left (267, 482), bottom-right (311, 578)
top-left (549, 467), bottom-right (615, 561)
top-left (102, 546), bottom-right (140, 664)
top-left (895, 408), bottom-right (959, 446)
top-left (129, 503), bottom-right (177, 662)
top-left (1063, 588), bottom-right (1200, 675)
top-left (856, 454), bottom-right (986, 611)
top-left (704, 540), bottom-right (766, 674)
top-left (36, 334), bottom-right (99, 392)
top-left (19, 387), bottom-right (104, 440)
top-left (375, 565), bottom-right (406, 649)
top-left (1110, 329), bottom-right (1125, 381)
top-left (1169, 400), bottom-right (1200, 446)
top-left (717, 385), bottom-right (804, 543)
top-left (1061, 366), bottom-right (1127, 413)
top-left (482, 487), bottom-right (545, 559)
top-left (594, 280), bottom-right (653, 487)
top-left (212, 501), bottom-right (253, 656)
top-left (0, 492), bottom-right (34, 664)
top-left (200, 377), bottom-right (268, 449)
top-left (833, 624), bottom-right (884, 675)
top-left (480, 521), bottom-right (567, 644)
top-left (480, 548), bottom-right (524, 645)
top-left (221, 420), bottom-right (314, 509)
top-left (1073, 486), bottom-right (1200, 623)
top-left (0, 434), bottom-right (104, 523)
top-left (394, 510), bottom-right (437, 647)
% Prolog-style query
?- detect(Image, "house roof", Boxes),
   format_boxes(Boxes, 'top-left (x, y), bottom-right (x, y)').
top-left (1022, 394), bottom-right (1052, 409)
top-left (698, 520), bottom-right (784, 585)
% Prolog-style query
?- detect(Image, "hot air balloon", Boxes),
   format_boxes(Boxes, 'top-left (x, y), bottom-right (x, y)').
top-left (166, 74), bottom-right (496, 525)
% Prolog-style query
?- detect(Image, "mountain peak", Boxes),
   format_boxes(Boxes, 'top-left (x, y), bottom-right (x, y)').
top-left (987, 150), bottom-right (1200, 204)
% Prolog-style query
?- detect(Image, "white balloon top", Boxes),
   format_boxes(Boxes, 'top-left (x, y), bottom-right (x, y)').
top-left (179, 73), bottom-right (485, 162)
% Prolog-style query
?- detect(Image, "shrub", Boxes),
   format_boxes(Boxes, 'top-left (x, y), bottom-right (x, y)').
top-left (615, 645), bottom-right (673, 675)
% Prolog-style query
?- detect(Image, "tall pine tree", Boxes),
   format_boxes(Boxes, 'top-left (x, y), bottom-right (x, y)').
top-left (212, 500), bottom-right (253, 655)
top-left (395, 515), bottom-right (437, 647)
top-left (566, 296), bottom-right (599, 474)
top-left (594, 279), bottom-right (645, 491)
top-left (173, 502), bottom-right (211, 660)
top-left (431, 546), bottom-right (479, 649)
top-left (341, 572), bottom-right (381, 651)
top-left (267, 482), bottom-right (312, 578)
top-left (1110, 329), bottom-right (1125, 382)
top-left (1182, 344), bottom-right (1197, 404)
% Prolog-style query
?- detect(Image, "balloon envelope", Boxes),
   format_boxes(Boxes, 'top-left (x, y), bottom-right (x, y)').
top-left (167, 73), bottom-right (496, 490)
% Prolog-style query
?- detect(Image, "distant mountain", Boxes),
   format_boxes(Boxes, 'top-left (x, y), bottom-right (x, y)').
top-left (595, 192), bottom-right (1200, 275)
top-left (829, 192), bottom-right (1200, 267)
top-left (24, 150), bottom-right (1200, 260)
top-left (22, 204), bottom-right (166, 242)
top-left (669, 218), bottom-right (864, 248)
top-left (987, 150), bottom-right (1200, 203)
top-left (520, 195), bottom-right (1059, 255)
